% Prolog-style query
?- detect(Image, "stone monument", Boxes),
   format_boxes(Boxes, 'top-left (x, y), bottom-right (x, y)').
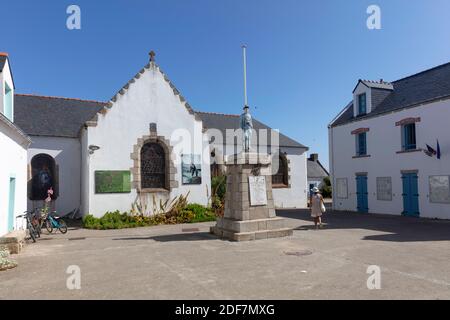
top-left (210, 108), bottom-right (293, 241)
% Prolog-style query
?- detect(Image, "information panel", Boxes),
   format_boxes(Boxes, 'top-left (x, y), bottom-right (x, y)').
top-left (336, 178), bottom-right (348, 199)
top-left (95, 171), bottom-right (131, 194)
top-left (377, 177), bottom-right (392, 201)
top-left (248, 176), bottom-right (268, 206)
top-left (429, 175), bottom-right (450, 204)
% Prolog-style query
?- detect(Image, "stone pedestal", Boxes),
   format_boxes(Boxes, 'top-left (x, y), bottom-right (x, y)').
top-left (210, 152), bottom-right (293, 241)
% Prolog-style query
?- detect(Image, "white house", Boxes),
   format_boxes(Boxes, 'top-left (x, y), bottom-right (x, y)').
top-left (0, 53), bottom-right (31, 237)
top-left (307, 153), bottom-right (329, 193)
top-left (329, 62), bottom-right (450, 219)
top-left (9, 51), bottom-right (309, 218)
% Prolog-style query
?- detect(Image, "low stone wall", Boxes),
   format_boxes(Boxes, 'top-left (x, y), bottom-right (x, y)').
top-left (0, 230), bottom-right (26, 254)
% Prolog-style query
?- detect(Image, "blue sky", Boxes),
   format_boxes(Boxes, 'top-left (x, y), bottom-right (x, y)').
top-left (2, 0), bottom-right (450, 169)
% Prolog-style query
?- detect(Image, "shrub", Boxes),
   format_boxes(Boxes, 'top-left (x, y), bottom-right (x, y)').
top-left (82, 203), bottom-right (217, 230)
top-left (211, 175), bottom-right (226, 215)
top-left (320, 176), bottom-right (332, 198)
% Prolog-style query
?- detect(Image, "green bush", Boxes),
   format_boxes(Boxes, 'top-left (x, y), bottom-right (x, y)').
top-left (320, 176), bottom-right (332, 198)
top-left (184, 204), bottom-right (216, 223)
top-left (82, 204), bottom-right (217, 230)
top-left (211, 175), bottom-right (227, 215)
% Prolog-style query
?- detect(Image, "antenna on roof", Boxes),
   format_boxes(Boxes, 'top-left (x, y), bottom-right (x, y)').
top-left (242, 45), bottom-right (248, 108)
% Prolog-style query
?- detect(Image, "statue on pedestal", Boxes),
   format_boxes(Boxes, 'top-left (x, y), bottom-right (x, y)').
top-left (239, 105), bottom-right (253, 152)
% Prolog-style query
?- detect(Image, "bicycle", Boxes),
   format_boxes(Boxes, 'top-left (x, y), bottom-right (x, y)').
top-left (16, 211), bottom-right (39, 243)
top-left (44, 211), bottom-right (68, 234)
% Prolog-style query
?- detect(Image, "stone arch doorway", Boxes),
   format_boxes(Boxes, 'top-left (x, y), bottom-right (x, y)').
top-left (30, 153), bottom-right (58, 201)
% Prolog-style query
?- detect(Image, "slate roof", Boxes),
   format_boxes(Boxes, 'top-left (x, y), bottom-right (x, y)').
top-left (195, 111), bottom-right (308, 149)
top-left (331, 62), bottom-right (450, 127)
top-left (14, 94), bottom-right (106, 138)
top-left (307, 159), bottom-right (329, 179)
top-left (13, 94), bottom-right (307, 149)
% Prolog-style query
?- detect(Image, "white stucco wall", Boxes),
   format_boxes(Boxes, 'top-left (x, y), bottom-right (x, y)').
top-left (0, 123), bottom-right (28, 236)
top-left (27, 136), bottom-right (81, 216)
top-left (272, 153), bottom-right (308, 208)
top-left (330, 98), bottom-right (450, 219)
top-left (83, 63), bottom-right (210, 217)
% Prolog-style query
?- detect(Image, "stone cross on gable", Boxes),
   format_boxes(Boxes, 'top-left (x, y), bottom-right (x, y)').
top-left (149, 50), bottom-right (156, 62)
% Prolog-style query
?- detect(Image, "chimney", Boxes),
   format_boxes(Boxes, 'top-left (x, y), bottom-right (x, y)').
top-left (309, 153), bottom-right (319, 162)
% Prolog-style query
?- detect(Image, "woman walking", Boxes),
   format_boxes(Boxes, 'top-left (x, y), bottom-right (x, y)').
top-left (310, 187), bottom-right (325, 229)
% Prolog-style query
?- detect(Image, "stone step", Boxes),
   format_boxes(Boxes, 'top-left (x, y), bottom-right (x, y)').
top-left (215, 217), bottom-right (289, 233)
top-left (211, 226), bottom-right (293, 242)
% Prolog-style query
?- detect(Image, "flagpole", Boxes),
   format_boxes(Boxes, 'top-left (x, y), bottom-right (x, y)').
top-left (242, 45), bottom-right (248, 107)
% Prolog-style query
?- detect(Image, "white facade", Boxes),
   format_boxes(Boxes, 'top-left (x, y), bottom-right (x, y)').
top-left (0, 56), bottom-right (30, 236)
top-left (329, 98), bottom-right (450, 219)
top-left (27, 136), bottom-right (81, 216)
top-left (0, 122), bottom-right (29, 236)
top-left (10, 53), bottom-right (308, 218)
top-left (82, 63), bottom-right (211, 217)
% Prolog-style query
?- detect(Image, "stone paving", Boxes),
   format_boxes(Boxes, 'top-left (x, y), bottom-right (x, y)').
top-left (1, 209), bottom-right (449, 299)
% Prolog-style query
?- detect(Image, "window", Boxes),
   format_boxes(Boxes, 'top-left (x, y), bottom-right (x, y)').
top-left (356, 132), bottom-right (367, 156)
top-left (140, 142), bottom-right (167, 189)
top-left (358, 93), bottom-right (367, 115)
top-left (4, 82), bottom-right (13, 121)
top-left (272, 154), bottom-right (288, 187)
top-left (30, 154), bottom-right (58, 200)
top-left (402, 123), bottom-right (416, 150)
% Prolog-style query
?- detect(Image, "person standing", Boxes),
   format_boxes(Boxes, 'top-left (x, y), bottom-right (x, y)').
top-left (310, 187), bottom-right (325, 229)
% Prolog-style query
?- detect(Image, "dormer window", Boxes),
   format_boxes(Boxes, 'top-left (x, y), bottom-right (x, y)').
top-left (358, 93), bottom-right (367, 115)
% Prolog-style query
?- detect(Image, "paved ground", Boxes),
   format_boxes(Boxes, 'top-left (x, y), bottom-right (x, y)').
top-left (1, 209), bottom-right (450, 299)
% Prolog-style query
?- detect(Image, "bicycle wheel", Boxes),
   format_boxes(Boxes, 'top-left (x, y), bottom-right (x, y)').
top-left (34, 220), bottom-right (41, 238)
top-left (58, 220), bottom-right (68, 234)
top-left (28, 222), bottom-right (37, 243)
top-left (45, 219), bottom-right (53, 234)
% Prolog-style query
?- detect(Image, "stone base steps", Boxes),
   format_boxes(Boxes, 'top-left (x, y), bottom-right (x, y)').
top-left (210, 226), bottom-right (293, 242)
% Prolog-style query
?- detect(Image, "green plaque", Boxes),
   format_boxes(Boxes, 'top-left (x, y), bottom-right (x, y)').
top-left (95, 171), bottom-right (131, 194)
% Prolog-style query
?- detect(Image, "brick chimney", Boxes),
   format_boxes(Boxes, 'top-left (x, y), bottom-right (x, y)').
top-left (309, 153), bottom-right (319, 162)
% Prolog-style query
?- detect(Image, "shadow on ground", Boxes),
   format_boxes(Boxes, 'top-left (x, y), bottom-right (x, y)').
top-left (277, 208), bottom-right (450, 242)
top-left (113, 232), bottom-right (216, 242)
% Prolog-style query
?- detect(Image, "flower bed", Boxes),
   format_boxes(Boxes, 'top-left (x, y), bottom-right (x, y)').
top-left (83, 203), bottom-right (216, 230)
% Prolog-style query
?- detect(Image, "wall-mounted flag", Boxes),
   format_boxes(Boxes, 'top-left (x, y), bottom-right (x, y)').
top-left (425, 144), bottom-right (437, 157)
top-left (424, 141), bottom-right (441, 159)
